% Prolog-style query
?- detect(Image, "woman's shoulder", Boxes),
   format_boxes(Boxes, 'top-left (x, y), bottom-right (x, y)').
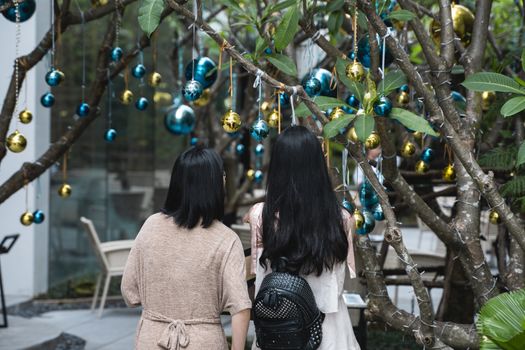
top-left (244, 202), bottom-right (264, 223)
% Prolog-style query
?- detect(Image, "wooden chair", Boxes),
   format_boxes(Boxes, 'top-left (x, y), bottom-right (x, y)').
top-left (80, 217), bottom-right (134, 317)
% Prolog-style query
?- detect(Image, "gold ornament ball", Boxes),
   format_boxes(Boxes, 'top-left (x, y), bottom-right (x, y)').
top-left (261, 101), bottom-right (272, 115)
top-left (442, 164), bottom-right (456, 182)
top-left (246, 169), bottom-right (255, 181)
top-left (153, 91), bottom-right (172, 106)
top-left (19, 109), bottom-right (33, 124)
top-left (345, 61), bottom-right (365, 82)
top-left (148, 72), bottom-right (162, 87)
top-left (489, 210), bottom-right (501, 225)
top-left (430, 3), bottom-right (474, 47)
top-left (347, 127), bottom-right (359, 143)
top-left (58, 183), bottom-right (72, 198)
top-left (415, 160), bottom-right (429, 174)
top-left (400, 141), bottom-right (416, 158)
top-left (413, 131), bottom-right (423, 143)
top-left (119, 90), bottom-right (134, 105)
top-left (193, 89), bottom-right (211, 107)
top-left (481, 91), bottom-right (496, 111)
top-left (20, 211), bottom-right (34, 226)
top-left (267, 109), bottom-right (281, 129)
top-left (353, 209), bottom-right (364, 229)
top-left (56, 69), bottom-right (66, 82)
top-left (222, 110), bottom-right (242, 133)
top-left (365, 132), bottom-right (381, 150)
top-left (330, 107), bottom-right (345, 121)
top-left (91, 0), bottom-right (109, 7)
top-left (397, 91), bottom-right (410, 107)
top-left (6, 130), bottom-right (27, 153)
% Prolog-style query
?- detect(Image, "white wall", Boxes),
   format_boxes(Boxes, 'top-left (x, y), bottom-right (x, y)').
top-left (0, 0), bottom-right (51, 299)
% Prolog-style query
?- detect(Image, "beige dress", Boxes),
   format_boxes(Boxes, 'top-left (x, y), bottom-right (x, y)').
top-left (245, 203), bottom-right (361, 350)
top-left (121, 213), bottom-right (252, 350)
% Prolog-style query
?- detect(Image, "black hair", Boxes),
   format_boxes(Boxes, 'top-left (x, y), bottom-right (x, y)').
top-left (162, 145), bottom-right (224, 229)
top-left (260, 126), bottom-right (348, 276)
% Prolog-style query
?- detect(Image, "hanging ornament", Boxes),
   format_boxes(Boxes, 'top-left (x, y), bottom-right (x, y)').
top-left (18, 109), bottom-right (32, 124)
top-left (222, 110), bottom-right (242, 133)
top-left (359, 181), bottom-right (379, 208)
top-left (415, 160), bottom-right (429, 174)
top-left (58, 183), bottom-right (72, 198)
top-left (119, 89), bottom-right (134, 105)
top-left (357, 210), bottom-right (376, 235)
top-left (250, 119), bottom-right (269, 142)
top-left (254, 170), bottom-right (264, 184)
top-left (33, 210), bottom-right (45, 224)
top-left (45, 68), bottom-right (65, 87)
top-left (246, 169), bottom-right (256, 181)
top-left (182, 80), bottom-right (203, 102)
top-left (329, 107), bottom-right (345, 121)
top-left (40, 92), bottom-right (55, 107)
top-left (132, 64), bottom-right (146, 79)
top-left (148, 72), bottom-right (162, 87)
top-left (373, 96), bottom-right (393, 116)
top-left (104, 128), bottom-right (117, 142)
top-left (135, 97), bottom-right (149, 111)
top-left (396, 91), bottom-right (410, 107)
top-left (278, 92), bottom-right (291, 108)
top-left (413, 131), bottom-right (423, 143)
top-left (347, 127), bottom-right (359, 143)
top-left (267, 109), bottom-right (281, 128)
top-left (1, 0), bottom-right (36, 22)
top-left (430, 3), bottom-right (474, 47)
top-left (91, 0), bottom-right (109, 8)
top-left (154, 91), bottom-right (173, 106)
top-left (111, 47), bottom-right (123, 62)
top-left (190, 137), bottom-right (199, 146)
top-left (6, 130), bottom-right (27, 153)
top-left (346, 61), bottom-right (365, 82)
top-left (235, 143), bottom-right (245, 156)
top-left (164, 104), bottom-right (196, 135)
top-left (342, 199), bottom-right (355, 213)
top-left (372, 203), bottom-right (385, 221)
top-left (193, 89), bottom-right (211, 107)
top-left (261, 101), bottom-right (272, 116)
top-left (353, 209), bottom-right (365, 230)
top-left (481, 91), bottom-right (496, 111)
top-left (301, 75), bottom-right (322, 97)
top-left (442, 164), bottom-right (456, 182)
top-left (421, 147), bottom-right (434, 163)
top-left (255, 144), bottom-right (265, 156)
top-left (355, 34), bottom-right (394, 69)
top-left (185, 57), bottom-right (217, 89)
top-left (400, 141), bottom-right (416, 158)
top-left (313, 68), bottom-right (335, 96)
top-left (365, 132), bottom-right (381, 150)
top-left (343, 94), bottom-right (360, 113)
top-left (20, 211), bottom-right (34, 226)
top-left (489, 210), bottom-right (501, 225)
top-left (76, 102), bottom-right (90, 117)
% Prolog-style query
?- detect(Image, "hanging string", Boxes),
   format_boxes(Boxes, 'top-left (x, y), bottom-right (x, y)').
top-left (152, 31), bottom-right (158, 71)
top-left (62, 153), bottom-right (68, 183)
top-left (76, 3), bottom-right (86, 102)
top-left (218, 40), bottom-right (228, 70)
top-left (178, 46), bottom-right (183, 90)
top-left (191, 0), bottom-right (198, 81)
top-left (25, 183), bottom-right (29, 212)
top-left (253, 69), bottom-right (263, 120)
top-left (115, 0), bottom-right (121, 48)
top-left (14, 0), bottom-right (21, 128)
top-left (277, 89), bottom-right (282, 133)
top-left (379, 28), bottom-right (393, 84)
top-left (107, 69), bottom-right (112, 129)
top-left (50, 0), bottom-right (55, 67)
top-left (290, 87), bottom-right (297, 126)
top-left (342, 147), bottom-right (349, 198)
top-left (352, 2), bottom-right (358, 62)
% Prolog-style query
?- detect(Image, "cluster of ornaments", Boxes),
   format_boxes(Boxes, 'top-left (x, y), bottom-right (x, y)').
top-left (20, 209), bottom-right (45, 226)
top-left (245, 143), bottom-right (265, 184)
top-left (182, 57), bottom-right (216, 103)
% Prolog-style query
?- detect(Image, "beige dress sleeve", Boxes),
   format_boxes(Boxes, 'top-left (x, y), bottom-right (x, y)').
top-left (244, 203), bottom-right (264, 275)
top-left (121, 241), bottom-right (142, 307)
top-left (342, 209), bottom-right (357, 279)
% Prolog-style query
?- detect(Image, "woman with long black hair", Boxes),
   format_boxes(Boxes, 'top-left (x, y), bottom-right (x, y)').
top-left (245, 126), bottom-right (360, 349)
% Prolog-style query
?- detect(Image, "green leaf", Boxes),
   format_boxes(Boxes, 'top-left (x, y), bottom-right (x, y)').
top-left (451, 65), bottom-right (465, 75)
top-left (327, 11), bottom-right (344, 35)
top-left (500, 176), bottom-right (525, 197)
top-left (336, 58), bottom-right (365, 101)
top-left (353, 114), bottom-right (375, 142)
top-left (295, 96), bottom-right (350, 117)
top-left (479, 146), bottom-right (517, 171)
top-left (386, 9), bottom-right (417, 22)
top-left (378, 70), bottom-right (407, 95)
top-left (266, 54), bottom-right (297, 77)
top-left (221, 0), bottom-right (245, 14)
top-left (323, 114), bottom-right (356, 139)
top-left (325, 0), bottom-right (345, 12)
top-left (462, 72), bottom-right (525, 95)
top-left (521, 48), bottom-right (525, 73)
top-left (274, 4), bottom-right (299, 51)
top-left (518, 141), bottom-right (525, 167)
top-left (501, 96), bottom-right (525, 117)
top-left (262, 0), bottom-right (296, 20)
top-left (255, 36), bottom-right (268, 59)
top-left (389, 108), bottom-right (440, 137)
top-left (138, 0), bottom-right (164, 37)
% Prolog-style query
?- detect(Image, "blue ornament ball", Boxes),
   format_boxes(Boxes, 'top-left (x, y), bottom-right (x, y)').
top-left (111, 47), bottom-right (123, 62)
top-left (359, 182), bottom-right (379, 209)
top-left (235, 144), bottom-right (245, 156)
top-left (355, 34), bottom-right (394, 68)
top-left (1, 0), bottom-right (36, 22)
top-left (104, 128), bottom-right (117, 142)
top-left (255, 143), bottom-right (265, 156)
top-left (373, 96), bottom-right (393, 116)
top-left (301, 76), bottom-right (322, 97)
top-left (421, 148), bottom-right (434, 163)
top-left (184, 57), bottom-right (217, 89)
top-left (132, 64), bottom-right (146, 79)
top-left (76, 102), bottom-right (90, 117)
top-left (342, 199), bottom-right (355, 213)
top-left (357, 210), bottom-right (376, 235)
top-left (343, 94), bottom-right (360, 113)
top-left (228, 132), bottom-right (241, 139)
top-left (451, 91), bottom-right (466, 103)
top-left (400, 84), bottom-right (409, 92)
top-left (40, 92), bottom-right (55, 108)
top-left (190, 137), bottom-right (199, 146)
top-left (135, 97), bottom-right (149, 111)
top-left (250, 119), bottom-right (270, 142)
top-left (182, 80), bottom-right (203, 102)
top-left (254, 170), bottom-right (264, 184)
top-left (372, 203), bottom-right (385, 221)
top-left (278, 92), bottom-right (290, 108)
top-left (311, 68), bottom-right (334, 97)
top-left (164, 104), bottom-right (196, 135)
top-left (45, 69), bottom-right (64, 87)
top-left (32, 209), bottom-right (45, 224)
top-left (264, 47), bottom-right (272, 55)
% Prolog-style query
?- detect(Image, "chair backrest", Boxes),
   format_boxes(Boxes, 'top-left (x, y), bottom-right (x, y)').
top-left (80, 217), bottom-right (109, 271)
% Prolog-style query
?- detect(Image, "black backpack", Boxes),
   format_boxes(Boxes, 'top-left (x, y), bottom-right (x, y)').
top-left (253, 259), bottom-right (324, 350)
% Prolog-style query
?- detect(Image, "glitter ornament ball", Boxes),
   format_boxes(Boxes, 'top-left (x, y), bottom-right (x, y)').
top-left (442, 164), bottom-right (456, 182)
top-left (397, 91), bottom-right (410, 106)
top-left (20, 211), bottom-right (34, 226)
top-left (246, 169), bottom-right (256, 181)
top-left (119, 90), bottom-right (134, 105)
top-left (182, 80), bottom-right (203, 102)
top-left (45, 68), bottom-right (65, 87)
top-left (400, 141), bottom-right (416, 158)
top-left (33, 210), bottom-right (45, 224)
top-left (342, 199), bottom-right (355, 213)
top-left (91, 0), bottom-right (109, 7)
top-left (222, 110), bottom-right (242, 133)
top-left (1, 0), bottom-right (36, 22)
top-left (301, 76), bottom-right (322, 97)
top-left (254, 170), bottom-right (264, 184)
top-left (235, 143), bottom-right (245, 156)
top-left (6, 130), bottom-right (27, 153)
top-left (347, 127), bottom-right (358, 143)
top-left (111, 47), bottom-right (123, 62)
top-left (104, 128), bottom-right (117, 142)
top-left (330, 107), bottom-right (345, 121)
top-left (415, 160), bottom-right (429, 174)
top-left (135, 97), bottom-right (149, 111)
top-left (278, 92), bottom-right (291, 108)
top-left (430, 3), bottom-right (474, 46)
top-left (373, 96), bottom-right (393, 116)
top-left (267, 109), bottom-right (280, 128)
top-left (185, 57), bottom-right (218, 89)
top-left (372, 203), bottom-right (385, 221)
top-left (58, 183), bottom-right (72, 198)
top-left (357, 210), bottom-right (376, 235)
top-left (41, 92), bottom-right (55, 108)
top-left (19, 109), bottom-right (33, 124)
top-left (345, 61), bottom-right (365, 82)
top-left (421, 148), bottom-right (434, 163)
top-left (255, 144), bottom-right (265, 156)
top-left (489, 210), bottom-right (501, 225)
top-left (164, 105), bottom-right (196, 135)
top-left (353, 209), bottom-right (365, 230)
top-left (365, 132), bottom-right (381, 150)
top-left (132, 64), bottom-right (146, 79)
top-left (76, 102), bottom-right (90, 117)
top-left (193, 89), bottom-right (211, 107)
top-left (148, 72), bottom-right (162, 87)
top-left (250, 119), bottom-right (270, 142)
top-left (481, 91), bottom-right (496, 111)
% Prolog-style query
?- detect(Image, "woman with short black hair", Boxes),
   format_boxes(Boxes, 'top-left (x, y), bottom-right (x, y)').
top-left (122, 146), bottom-right (251, 350)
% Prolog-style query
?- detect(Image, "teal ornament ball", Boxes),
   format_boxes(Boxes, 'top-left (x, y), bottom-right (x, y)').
top-left (32, 209), bottom-right (45, 224)
top-left (342, 199), bottom-right (355, 213)
top-left (235, 144), bottom-right (245, 156)
top-left (421, 148), bottom-right (434, 163)
top-left (1, 0), bottom-right (36, 22)
top-left (451, 91), bottom-right (466, 103)
top-left (400, 84), bottom-right (409, 92)
top-left (255, 143), bottom-right (264, 156)
top-left (356, 34), bottom-right (394, 68)
top-left (278, 92), bottom-right (290, 108)
top-left (190, 137), bottom-right (198, 146)
top-left (185, 57), bottom-right (217, 89)
top-left (301, 76), bottom-right (322, 97)
top-left (135, 97), bottom-right (149, 111)
top-left (104, 128), bottom-right (117, 142)
top-left (373, 96), bottom-right (393, 116)
top-left (76, 102), bottom-right (90, 117)
top-left (311, 68), bottom-right (335, 97)
top-left (132, 64), bottom-right (146, 79)
top-left (182, 80), bottom-right (203, 102)
top-left (359, 182), bottom-right (379, 209)
top-left (372, 203), bottom-right (385, 221)
top-left (40, 92), bottom-right (55, 108)
top-left (164, 104), bottom-right (196, 135)
top-left (254, 170), bottom-right (264, 184)
top-left (45, 69), bottom-right (64, 87)
top-left (250, 119), bottom-right (270, 142)
top-left (357, 210), bottom-right (376, 235)
top-left (111, 47), bottom-right (123, 62)
top-left (343, 95), bottom-right (360, 113)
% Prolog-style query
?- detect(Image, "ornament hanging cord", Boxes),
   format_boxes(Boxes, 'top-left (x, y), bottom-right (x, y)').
top-left (107, 69), bottom-right (112, 129)
top-left (14, 0), bottom-right (21, 127)
top-left (290, 86), bottom-right (297, 126)
top-left (74, 0), bottom-right (87, 103)
top-left (253, 69), bottom-right (264, 120)
top-left (342, 147), bottom-right (349, 199)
